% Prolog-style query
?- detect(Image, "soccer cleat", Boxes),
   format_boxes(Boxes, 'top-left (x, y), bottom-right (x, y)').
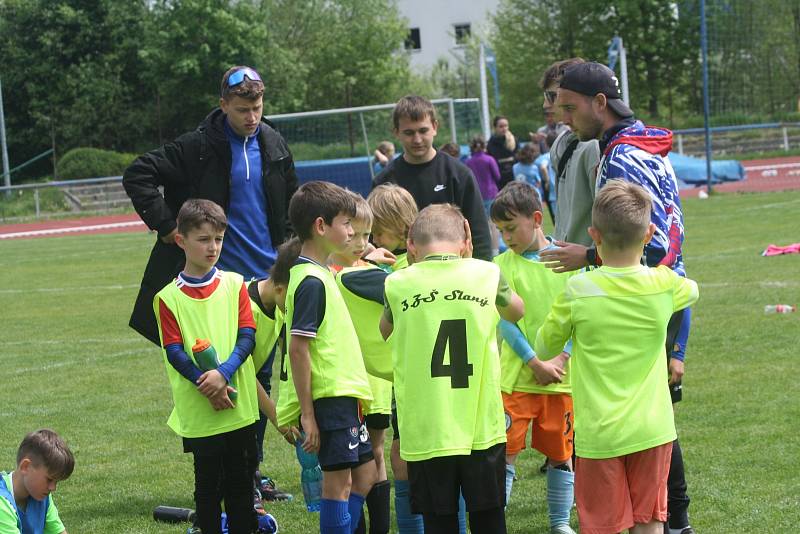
top-left (254, 487), bottom-right (267, 515)
top-left (258, 476), bottom-right (293, 502)
top-left (550, 524), bottom-right (576, 534)
top-left (667, 527), bottom-right (695, 534)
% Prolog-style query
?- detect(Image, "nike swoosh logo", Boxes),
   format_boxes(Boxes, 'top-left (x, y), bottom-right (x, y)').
top-left (348, 441), bottom-right (359, 450)
top-left (434, 184), bottom-right (446, 192)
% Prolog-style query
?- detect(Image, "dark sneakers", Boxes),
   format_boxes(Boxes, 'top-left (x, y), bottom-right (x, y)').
top-left (255, 472), bottom-right (293, 502)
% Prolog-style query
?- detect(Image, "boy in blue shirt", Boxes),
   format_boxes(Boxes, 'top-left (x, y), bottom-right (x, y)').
top-left (0, 429), bottom-right (74, 534)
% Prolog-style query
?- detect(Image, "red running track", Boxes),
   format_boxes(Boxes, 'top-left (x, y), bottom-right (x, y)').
top-left (680, 155), bottom-right (800, 198)
top-left (2, 155), bottom-right (799, 239)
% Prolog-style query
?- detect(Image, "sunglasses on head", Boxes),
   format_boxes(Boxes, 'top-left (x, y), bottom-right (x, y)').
top-left (226, 68), bottom-right (262, 88)
top-left (544, 90), bottom-right (558, 105)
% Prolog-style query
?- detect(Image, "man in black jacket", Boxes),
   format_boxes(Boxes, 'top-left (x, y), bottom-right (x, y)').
top-left (123, 66), bottom-right (297, 499)
top-left (373, 95), bottom-right (492, 261)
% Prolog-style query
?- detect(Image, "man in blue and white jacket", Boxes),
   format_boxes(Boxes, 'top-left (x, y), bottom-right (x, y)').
top-left (552, 61), bottom-right (696, 534)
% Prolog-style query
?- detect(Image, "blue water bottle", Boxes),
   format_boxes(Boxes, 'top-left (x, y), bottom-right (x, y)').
top-left (295, 436), bottom-right (322, 512)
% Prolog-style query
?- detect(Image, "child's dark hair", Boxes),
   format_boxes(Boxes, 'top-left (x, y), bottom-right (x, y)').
top-left (439, 142), bottom-right (461, 159)
top-left (493, 115), bottom-right (508, 127)
top-left (220, 66), bottom-right (264, 101)
top-left (490, 181), bottom-right (542, 221)
top-left (469, 135), bottom-right (487, 154)
top-left (177, 199), bottom-right (227, 235)
top-left (288, 181), bottom-right (356, 242)
top-left (392, 95), bottom-right (437, 129)
top-left (545, 131), bottom-right (559, 151)
top-left (517, 143), bottom-right (539, 165)
top-left (17, 429), bottom-right (75, 481)
top-left (270, 237), bottom-right (302, 286)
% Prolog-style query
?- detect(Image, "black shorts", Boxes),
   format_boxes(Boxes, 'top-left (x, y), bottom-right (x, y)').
top-left (313, 397), bottom-right (373, 471)
top-left (407, 442), bottom-right (506, 515)
top-left (365, 413), bottom-right (391, 430)
top-left (182, 422), bottom-right (258, 460)
top-left (666, 309), bottom-right (685, 404)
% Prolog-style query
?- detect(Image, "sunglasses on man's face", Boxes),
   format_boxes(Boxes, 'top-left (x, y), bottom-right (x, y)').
top-left (227, 68), bottom-right (262, 88)
top-left (544, 90), bottom-right (558, 105)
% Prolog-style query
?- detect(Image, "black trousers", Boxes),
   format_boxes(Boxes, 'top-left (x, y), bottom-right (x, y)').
top-left (187, 424), bottom-right (259, 534)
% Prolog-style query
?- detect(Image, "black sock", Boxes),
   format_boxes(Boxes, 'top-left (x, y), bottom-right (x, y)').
top-left (365, 480), bottom-right (391, 534)
top-left (468, 506), bottom-right (507, 533)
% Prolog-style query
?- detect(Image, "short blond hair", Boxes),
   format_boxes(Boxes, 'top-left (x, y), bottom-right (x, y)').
top-left (592, 180), bottom-right (651, 249)
top-left (409, 204), bottom-right (466, 246)
top-left (367, 184), bottom-right (418, 239)
top-left (350, 191), bottom-right (373, 228)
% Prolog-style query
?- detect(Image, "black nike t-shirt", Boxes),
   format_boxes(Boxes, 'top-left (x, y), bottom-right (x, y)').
top-left (372, 151), bottom-right (492, 261)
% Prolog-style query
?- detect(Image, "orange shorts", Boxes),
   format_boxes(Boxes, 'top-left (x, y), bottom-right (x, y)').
top-left (502, 391), bottom-right (573, 462)
top-left (575, 442), bottom-right (673, 534)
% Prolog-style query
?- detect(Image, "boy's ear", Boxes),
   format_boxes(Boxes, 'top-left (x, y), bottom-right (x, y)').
top-left (533, 211), bottom-right (543, 227)
top-left (174, 232), bottom-right (186, 250)
top-left (18, 457), bottom-right (32, 473)
top-left (313, 216), bottom-right (326, 237)
top-left (643, 222), bottom-right (656, 244)
top-left (587, 226), bottom-right (602, 245)
top-left (406, 238), bottom-right (417, 265)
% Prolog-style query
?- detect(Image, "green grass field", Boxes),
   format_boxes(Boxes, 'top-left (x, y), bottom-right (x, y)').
top-left (2, 190), bottom-right (799, 533)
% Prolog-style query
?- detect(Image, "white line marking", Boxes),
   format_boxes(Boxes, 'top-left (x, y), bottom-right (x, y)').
top-left (0, 283), bottom-right (139, 294)
top-left (0, 220), bottom-right (145, 239)
top-left (743, 162), bottom-right (800, 171)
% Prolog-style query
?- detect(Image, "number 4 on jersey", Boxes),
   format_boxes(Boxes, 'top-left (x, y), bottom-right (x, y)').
top-left (430, 319), bottom-right (473, 389)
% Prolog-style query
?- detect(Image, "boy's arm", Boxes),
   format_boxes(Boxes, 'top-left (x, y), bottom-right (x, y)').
top-left (287, 276), bottom-right (326, 453)
top-left (256, 381), bottom-right (300, 444)
top-left (197, 284), bottom-right (256, 398)
top-left (495, 273), bottom-right (524, 322)
top-left (340, 269), bottom-right (388, 304)
top-left (379, 294), bottom-right (394, 340)
top-left (533, 291), bottom-right (574, 360)
top-left (498, 319), bottom-right (565, 384)
top-left (159, 298), bottom-right (204, 383)
top-left (289, 334), bottom-right (317, 453)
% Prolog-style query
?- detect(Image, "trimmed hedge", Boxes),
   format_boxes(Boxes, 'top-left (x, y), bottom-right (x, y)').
top-left (57, 147), bottom-right (137, 181)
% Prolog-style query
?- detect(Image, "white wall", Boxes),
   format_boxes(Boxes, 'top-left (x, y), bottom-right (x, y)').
top-left (396, 0), bottom-right (499, 70)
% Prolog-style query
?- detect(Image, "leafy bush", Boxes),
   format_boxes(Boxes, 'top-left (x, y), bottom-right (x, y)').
top-left (57, 148), bottom-right (137, 181)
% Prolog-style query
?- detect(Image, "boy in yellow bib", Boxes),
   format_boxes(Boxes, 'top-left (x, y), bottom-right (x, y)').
top-left (366, 183), bottom-right (417, 272)
top-left (380, 204), bottom-right (524, 533)
top-left (154, 199), bottom-right (260, 534)
top-left (330, 192), bottom-right (393, 534)
top-left (490, 181), bottom-right (577, 534)
top-left (534, 181), bottom-right (699, 534)
top-left (279, 181), bottom-right (376, 534)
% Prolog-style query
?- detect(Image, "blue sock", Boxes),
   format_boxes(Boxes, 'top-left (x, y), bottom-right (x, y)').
top-left (320, 498), bottom-right (350, 534)
top-left (347, 492), bottom-right (365, 534)
top-left (394, 480), bottom-right (424, 534)
top-left (505, 463), bottom-right (516, 505)
top-left (457, 491), bottom-right (467, 534)
top-left (546, 467), bottom-right (574, 528)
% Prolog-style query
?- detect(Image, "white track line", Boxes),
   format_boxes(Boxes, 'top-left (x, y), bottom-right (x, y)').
top-left (0, 220), bottom-right (145, 239)
top-left (743, 162), bottom-right (800, 171)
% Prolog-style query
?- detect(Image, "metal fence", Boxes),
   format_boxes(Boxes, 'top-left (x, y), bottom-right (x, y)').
top-left (673, 122), bottom-right (800, 157)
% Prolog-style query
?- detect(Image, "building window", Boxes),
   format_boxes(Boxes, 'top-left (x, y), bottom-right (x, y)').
top-left (405, 28), bottom-right (421, 51)
top-left (454, 23), bottom-right (471, 45)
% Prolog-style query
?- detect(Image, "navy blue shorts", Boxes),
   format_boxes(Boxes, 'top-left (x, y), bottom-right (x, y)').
top-left (313, 397), bottom-right (373, 471)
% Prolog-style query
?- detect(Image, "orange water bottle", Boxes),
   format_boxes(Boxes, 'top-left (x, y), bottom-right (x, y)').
top-left (192, 339), bottom-right (237, 400)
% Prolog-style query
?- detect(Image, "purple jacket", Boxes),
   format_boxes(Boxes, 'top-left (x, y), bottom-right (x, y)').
top-left (465, 151), bottom-right (501, 200)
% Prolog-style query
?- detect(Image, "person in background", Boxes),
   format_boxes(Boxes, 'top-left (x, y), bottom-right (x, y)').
top-left (439, 142), bottom-right (463, 161)
top-left (465, 135), bottom-right (502, 255)
top-left (513, 143), bottom-right (543, 201)
top-left (487, 116), bottom-right (518, 190)
top-left (373, 141), bottom-right (396, 175)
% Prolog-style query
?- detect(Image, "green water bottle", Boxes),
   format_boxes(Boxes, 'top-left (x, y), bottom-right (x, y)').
top-left (192, 339), bottom-right (237, 400)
